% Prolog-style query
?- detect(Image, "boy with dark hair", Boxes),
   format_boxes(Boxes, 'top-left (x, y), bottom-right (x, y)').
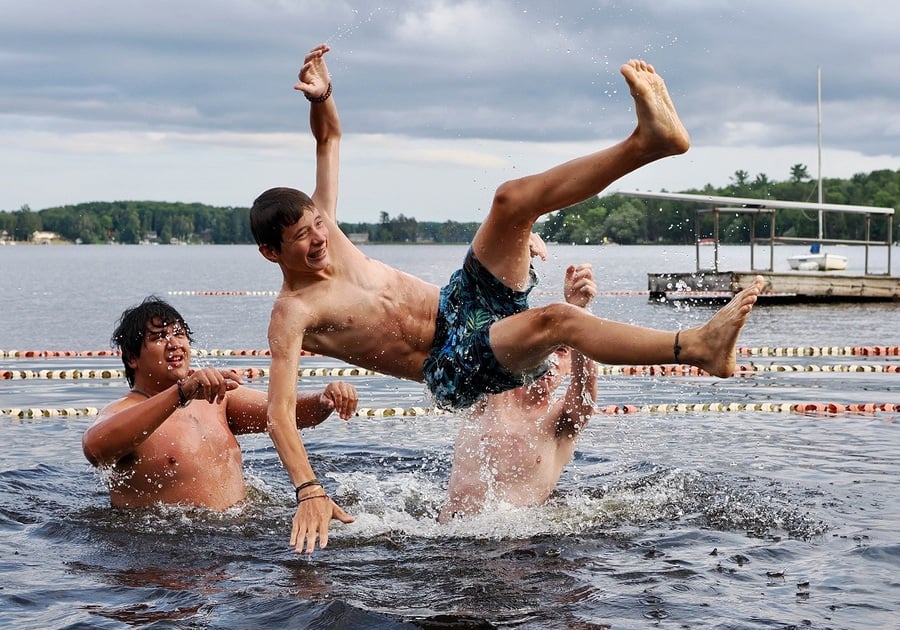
top-left (83, 296), bottom-right (358, 511)
top-left (252, 44), bottom-right (764, 553)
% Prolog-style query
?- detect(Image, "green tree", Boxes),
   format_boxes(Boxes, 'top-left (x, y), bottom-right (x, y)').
top-left (12, 205), bottom-right (42, 241)
top-left (790, 163), bottom-right (810, 183)
top-left (601, 201), bottom-right (644, 244)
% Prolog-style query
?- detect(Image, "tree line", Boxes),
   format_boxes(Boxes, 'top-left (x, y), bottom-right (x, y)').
top-left (540, 166), bottom-right (899, 245)
top-left (2, 165), bottom-right (898, 245)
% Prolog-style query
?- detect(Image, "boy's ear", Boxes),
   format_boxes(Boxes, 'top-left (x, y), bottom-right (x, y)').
top-left (258, 244), bottom-right (279, 263)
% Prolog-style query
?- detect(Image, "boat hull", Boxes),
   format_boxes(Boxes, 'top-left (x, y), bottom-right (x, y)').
top-left (788, 252), bottom-right (848, 271)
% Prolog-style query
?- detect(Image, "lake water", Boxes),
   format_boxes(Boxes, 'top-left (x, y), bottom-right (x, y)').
top-left (1, 242), bottom-right (899, 628)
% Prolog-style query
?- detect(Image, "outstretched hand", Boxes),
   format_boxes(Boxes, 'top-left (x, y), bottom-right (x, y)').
top-left (294, 43), bottom-right (332, 99)
top-left (291, 495), bottom-right (355, 554)
top-left (564, 264), bottom-right (597, 308)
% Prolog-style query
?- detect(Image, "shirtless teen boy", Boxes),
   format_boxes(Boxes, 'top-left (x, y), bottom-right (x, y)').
top-left (83, 296), bottom-right (358, 511)
top-left (251, 43), bottom-right (765, 553)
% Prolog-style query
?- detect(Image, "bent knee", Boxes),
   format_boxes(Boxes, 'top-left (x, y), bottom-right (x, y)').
top-left (491, 179), bottom-right (539, 221)
top-left (529, 302), bottom-right (582, 344)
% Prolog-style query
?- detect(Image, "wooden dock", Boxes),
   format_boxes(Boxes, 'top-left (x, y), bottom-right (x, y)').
top-left (617, 189), bottom-right (898, 303)
top-left (648, 270), bottom-right (900, 302)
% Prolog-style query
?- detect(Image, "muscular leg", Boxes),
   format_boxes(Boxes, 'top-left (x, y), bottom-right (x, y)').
top-left (490, 277), bottom-right (765, 377)
top-left (471, 59), bottom-right (690, 290)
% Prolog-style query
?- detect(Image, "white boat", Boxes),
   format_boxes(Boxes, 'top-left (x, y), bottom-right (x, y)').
top-left (788, 251), bottom-right (848, 271)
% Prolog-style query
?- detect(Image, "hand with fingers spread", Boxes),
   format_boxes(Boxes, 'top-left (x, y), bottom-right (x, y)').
top-left (291, 492), bottom-right (354, 554)
top-left (294, 43), bottom-right (332, 99)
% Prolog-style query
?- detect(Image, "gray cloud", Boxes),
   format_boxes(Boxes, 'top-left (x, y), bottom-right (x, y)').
top-left (1, 0), bottom-right (898, 216)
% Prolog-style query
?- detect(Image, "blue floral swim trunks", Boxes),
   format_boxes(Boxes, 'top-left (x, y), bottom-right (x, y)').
top-left (423, 248), bottom-right (549, 410)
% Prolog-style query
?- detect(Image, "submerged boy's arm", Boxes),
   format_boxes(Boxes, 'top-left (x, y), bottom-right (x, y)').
top-left (556, 263), bottom-right (598, 438)
top-left (295, 43), bottom-right (341, 223)
top-left (266, 304), bottom-right (354, 554)
top-left (555, 350), bottom-right (598, 439)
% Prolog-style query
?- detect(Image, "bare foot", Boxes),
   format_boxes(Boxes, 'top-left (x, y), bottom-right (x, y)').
top-left (681, 275), bottom-right (765, 377)
top-left (620, 59), bottom-right (691, 161)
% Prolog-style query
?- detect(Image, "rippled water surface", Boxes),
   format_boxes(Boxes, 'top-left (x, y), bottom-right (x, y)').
top-left (1, 243), bottom-right (899, 628)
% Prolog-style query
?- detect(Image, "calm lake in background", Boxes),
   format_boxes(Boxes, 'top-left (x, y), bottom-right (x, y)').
top-left (1, 242), bottom-right (898, 628)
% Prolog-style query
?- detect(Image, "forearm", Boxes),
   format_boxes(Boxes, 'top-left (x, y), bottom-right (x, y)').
top-left (82, 386), bottom-right (182, 466)
top-left (268, 408), bottom-right (318, 486)
top-left (557, 352), bottom-right (598, 436)
top-left (310, 94), bottom-right (340, 220)
top-left (294, 392), bottom-right (334, 429)
top-left (569, 351), bottom-right (597, 411)
top-left (310, 95), bottom-right (341, 145)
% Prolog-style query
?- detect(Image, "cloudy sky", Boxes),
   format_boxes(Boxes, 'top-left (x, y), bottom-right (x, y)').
top-left (2, 0), bottom-right (898, 222)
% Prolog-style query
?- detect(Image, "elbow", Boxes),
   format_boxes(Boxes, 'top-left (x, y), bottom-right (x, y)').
top-left (491, 181), bottom-right (519, 218)
top-left (81, 434), bottom-right (104, 467)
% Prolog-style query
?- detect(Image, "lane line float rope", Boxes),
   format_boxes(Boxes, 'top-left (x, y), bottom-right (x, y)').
top-left (3, 345), bottom-right (898, 360)
top-left (4, 362), bottom-right (899, 380)
top-left (0, 367), bottom-right (383, 380)
top-left (4, 401), bottom-right (898, 420)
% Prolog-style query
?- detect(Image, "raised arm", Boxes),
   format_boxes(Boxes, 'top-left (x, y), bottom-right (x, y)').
top-left (294, 43), bottom-right (341, 223)
top-left (555, 345), bottom-right (598, 438)
top-left (265, 300), bottom-right (353, 554)
top-left (556, 264), bottom-right (598, 437)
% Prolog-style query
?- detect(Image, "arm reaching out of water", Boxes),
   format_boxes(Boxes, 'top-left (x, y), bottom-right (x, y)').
top-left (439, 262), bottom-right (599, 522)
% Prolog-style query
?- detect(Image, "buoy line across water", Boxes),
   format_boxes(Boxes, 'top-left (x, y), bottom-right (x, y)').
top-left (3, 401), bottom-right (898, 420)
top-left (2, 345), bottom-right (898, 359)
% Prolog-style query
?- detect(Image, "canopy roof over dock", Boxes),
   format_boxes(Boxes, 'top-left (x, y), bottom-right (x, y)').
top-left (617, 190), bottom-right (894, 216)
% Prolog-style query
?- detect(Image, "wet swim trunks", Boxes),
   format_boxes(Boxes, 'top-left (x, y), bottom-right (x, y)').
top-left (423, 248), bottom-right (549, 410)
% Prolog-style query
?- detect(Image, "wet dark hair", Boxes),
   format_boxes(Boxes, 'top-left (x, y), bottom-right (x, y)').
top-left (249, 186), bottom-right (315, 252)
top-left (111, 296), bottom-right (193, 387)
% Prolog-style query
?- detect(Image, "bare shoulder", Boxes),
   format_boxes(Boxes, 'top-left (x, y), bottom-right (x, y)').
top-left (94, 395), bottom-right (137, 423)
top-left (268, 294), bottom-right (317, 345)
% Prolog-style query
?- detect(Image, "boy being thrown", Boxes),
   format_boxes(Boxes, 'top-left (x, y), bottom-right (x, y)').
top-left (251, 44), bottom-right (765, 554)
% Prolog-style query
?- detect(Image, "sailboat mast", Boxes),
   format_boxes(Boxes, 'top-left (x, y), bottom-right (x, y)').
top-left (817, 66), bottom-right (823, 240)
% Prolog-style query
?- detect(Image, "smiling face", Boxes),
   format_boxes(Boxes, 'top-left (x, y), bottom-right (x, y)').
top-left (262, 206), bottom-right (331, 274)
top-left (113, 296), bottom-right (194, 388)
top-left (128, 317), bottom-right (192, 391)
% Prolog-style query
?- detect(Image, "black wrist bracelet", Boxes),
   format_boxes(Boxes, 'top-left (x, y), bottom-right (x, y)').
top-left (176, 379), bottom-right (190, 407)
top-left (673, 330), bottom-right (682, 363)
top-left (294, 479), bottom-right (322, 502)
top-left (297, 494), bottom-right (328, 505)
top-left (305, 81), bottom-right (332, 103)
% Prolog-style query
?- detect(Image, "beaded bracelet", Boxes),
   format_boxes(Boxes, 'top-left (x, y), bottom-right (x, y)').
top-left (305, 81), bottom-right (332, 103)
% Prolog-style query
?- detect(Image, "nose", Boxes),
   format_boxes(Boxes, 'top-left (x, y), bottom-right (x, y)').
top-left (312, 223), bottom-right (328, 242)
